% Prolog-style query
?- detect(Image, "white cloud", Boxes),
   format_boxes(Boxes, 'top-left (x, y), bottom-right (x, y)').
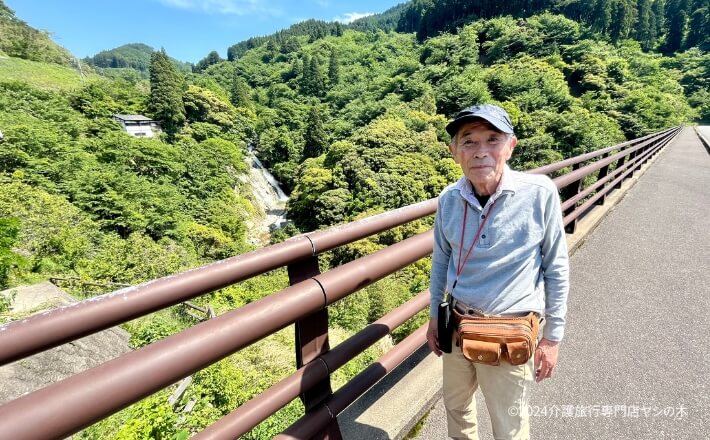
top-left (158, 0), bottom-right (283, 16)
top-left (332, 12), bottom-right (374, 24)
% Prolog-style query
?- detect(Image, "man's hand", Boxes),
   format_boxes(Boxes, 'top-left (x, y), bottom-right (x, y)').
top-left (426, 318), bottom-right (442, 357)
top-left (534, 338), bottom-right (560, 383)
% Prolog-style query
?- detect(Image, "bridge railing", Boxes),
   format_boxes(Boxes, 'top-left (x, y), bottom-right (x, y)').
top-left (0, 126), bottom-right (681, 439)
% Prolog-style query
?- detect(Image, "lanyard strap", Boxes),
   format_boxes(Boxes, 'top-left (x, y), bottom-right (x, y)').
top-left (453, 199), bottom-right (497, 290)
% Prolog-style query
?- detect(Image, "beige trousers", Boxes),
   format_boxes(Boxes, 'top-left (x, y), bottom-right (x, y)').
top-left (442, 332), bottom-right (534, 440)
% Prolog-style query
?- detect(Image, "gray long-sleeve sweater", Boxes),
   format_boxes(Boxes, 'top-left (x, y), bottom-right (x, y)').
top-left (429, 166), bottom-right (570, 341)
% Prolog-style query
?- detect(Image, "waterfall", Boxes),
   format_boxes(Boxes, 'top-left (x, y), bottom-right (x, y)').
top-left (249, 153), bottom-right (289, 202)
top-left (240, 145), bottom-right (289, 243)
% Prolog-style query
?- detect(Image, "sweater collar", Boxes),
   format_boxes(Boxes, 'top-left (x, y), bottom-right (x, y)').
top-left (454, 165), bottom-right (516, 207)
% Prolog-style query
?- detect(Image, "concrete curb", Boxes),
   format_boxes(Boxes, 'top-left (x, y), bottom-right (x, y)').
top-left (693, 125), bottom-right (710, 154)
top-left (336, 129), bottom-right (682, 440)
top-left (339, 346), bottom-right (441, 440)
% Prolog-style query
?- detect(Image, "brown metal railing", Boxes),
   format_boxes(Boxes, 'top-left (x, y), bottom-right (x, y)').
top-left (529, 126), bottom-right (680, 233)
top-left (196, 291), bottom-right (430, 439)
top-left (0, 198), bottom-right (438, 366)
top-left (0, 126), bottom-right (681, 440)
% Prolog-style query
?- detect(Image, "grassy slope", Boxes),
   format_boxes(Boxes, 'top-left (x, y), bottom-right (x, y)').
top-left (0, 56), bottom-right (93, 90)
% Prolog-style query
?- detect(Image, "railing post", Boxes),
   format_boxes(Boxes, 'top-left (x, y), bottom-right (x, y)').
top-left (642, 135), bottom-right (659, 165)
top-left (562, 163), bottom-right (583, 234)
top-left (614, 154), bottom-right (627, 189)
top-left (595, 152), bottom-right (611, 206)
top-left (287, 256), bottom-right (343, 440)
top-left (627, 149), bottom-right (638, 177)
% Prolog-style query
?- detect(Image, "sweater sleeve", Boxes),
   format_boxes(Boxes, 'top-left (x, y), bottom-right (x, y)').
top-left (539, 183), bottom-right (570, 341)
top-left (429, 196), bottom-right (452, 318)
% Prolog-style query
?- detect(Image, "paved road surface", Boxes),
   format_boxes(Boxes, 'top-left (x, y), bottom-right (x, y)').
top-left (413, 127), bottom-right (710, 440)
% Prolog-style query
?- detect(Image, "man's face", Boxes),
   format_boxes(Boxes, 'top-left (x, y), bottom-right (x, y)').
top-left (449, 120), bottom-right (517, 194)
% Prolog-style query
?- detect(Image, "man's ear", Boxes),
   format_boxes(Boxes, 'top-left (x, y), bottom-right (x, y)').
top-left (506, 136), bottom-right (518, 160)
top-left (448, 142), bottom-right (459, 163)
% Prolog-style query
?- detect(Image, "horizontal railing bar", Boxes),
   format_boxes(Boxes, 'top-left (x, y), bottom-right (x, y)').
top-left (0, 199), bottom-right (437, 367)
top-left (564, 166), bottom-right (639, 226)
top-left (306, 198), bottom-right (437, 253)
top-left (320, 292), bottom-right (428, 372)
top-left (560, 139), bottom-right (664, 211)
top-left (0, 238), bottom-right (312, 366)
top-left (562, 132), bottom-right (675, 226)
top-left (275, 324), bottom-right (429, 440)
top-left (0, 232), bottom-right (433, 440)
top-left (528, 127), bottom-right (677, 175)
top-left (551, 128), bottom-right (677, 190)
top-left (194, 290), bottom-right (429, 439)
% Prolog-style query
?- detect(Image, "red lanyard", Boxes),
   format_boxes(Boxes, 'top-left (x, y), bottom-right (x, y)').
top-left (452, 199), bottom-right (497, 290)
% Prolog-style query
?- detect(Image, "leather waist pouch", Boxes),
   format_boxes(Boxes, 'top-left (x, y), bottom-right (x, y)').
top-left (454, 310), bottom-right (540, 366)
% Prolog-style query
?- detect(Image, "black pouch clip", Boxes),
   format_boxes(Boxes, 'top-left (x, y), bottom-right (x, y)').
top-left (437, 301), bottom-right (453, 353)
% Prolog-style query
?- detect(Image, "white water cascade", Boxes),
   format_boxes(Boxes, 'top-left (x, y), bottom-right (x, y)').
top-left (240, 145), bottom-right (289, 243)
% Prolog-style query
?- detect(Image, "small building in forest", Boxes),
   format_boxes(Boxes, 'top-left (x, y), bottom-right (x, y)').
top-left (113, 114), bottom-right (161, 138)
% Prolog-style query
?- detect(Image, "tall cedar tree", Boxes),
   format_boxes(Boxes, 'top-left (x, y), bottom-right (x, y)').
top-left (591, 0), bottom-right (613, 33)
top-left (149, 49), bottom-right (186, 137)
top-left (300, 53), bottom-right (311, 92)
top-left (231, 72), bottom-right (251, 108)
top-left (610, 0), bottom-right (638, 43)
top-left (684, 7), bottom-right (709, 49)
top-left (636, 0), bottom-right (655, 50)
top-left (328, 47), bottom-right (340, 86)
top-left (302, 55), bottom-right (326, 97)
top-left (664, 0), bottom-right (688, 52)
top-left (303, 105), bottom-right (328, 159)
top-left (652, 0), bottom-right (666, 37)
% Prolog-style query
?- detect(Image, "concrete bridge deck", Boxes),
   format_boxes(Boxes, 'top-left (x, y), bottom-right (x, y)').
top-left (410, 127), bottom-right (710, 440)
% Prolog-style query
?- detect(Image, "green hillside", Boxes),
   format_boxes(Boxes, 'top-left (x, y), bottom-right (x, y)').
top-left (222, 0), bottom-right (710, 59)
top-left (349, 2), bottom-right (409, 32)
top-left (224, 1), bottom-right (408, 60)
top-left (0, 56), bottom-right (91, 90)
top-left (405, 0), bottom-right (709, 51)
top-left (0, 0), bottom-right (73, 65)
top-left (215, 13), bottom-right (698, 233)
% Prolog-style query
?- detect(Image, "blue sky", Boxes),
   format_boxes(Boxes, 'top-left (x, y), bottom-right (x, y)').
top-left (6, 0), bottom-right (405, 63)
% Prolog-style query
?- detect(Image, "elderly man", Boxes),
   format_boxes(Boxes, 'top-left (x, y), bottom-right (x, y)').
top-left (426, 104), bottom-right (570, 440)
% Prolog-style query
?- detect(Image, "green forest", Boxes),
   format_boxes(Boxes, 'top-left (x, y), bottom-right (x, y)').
top-left (1, 0), bottom-right (709, 438)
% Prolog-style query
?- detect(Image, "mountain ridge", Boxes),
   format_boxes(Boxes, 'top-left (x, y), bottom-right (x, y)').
top-left (83, 43), bottom-right (193, 76)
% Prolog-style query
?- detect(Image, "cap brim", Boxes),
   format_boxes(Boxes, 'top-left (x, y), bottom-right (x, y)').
top-left (446, 114), bottom-right (514, 137)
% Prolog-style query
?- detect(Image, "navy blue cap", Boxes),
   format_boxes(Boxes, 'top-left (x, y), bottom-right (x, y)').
top-left (445, 104), bottom-right (514, 137)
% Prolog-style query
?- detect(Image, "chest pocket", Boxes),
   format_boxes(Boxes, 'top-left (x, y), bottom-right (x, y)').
top-left (492, 209), bottom-right (544, 246)
top-left (443, 207), bottom-right (493, 251)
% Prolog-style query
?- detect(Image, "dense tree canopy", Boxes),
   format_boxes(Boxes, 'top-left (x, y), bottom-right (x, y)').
top-left (194, 50), bottom-right (223, 73)
top-left (208, 15), bottom-right (696, 234)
